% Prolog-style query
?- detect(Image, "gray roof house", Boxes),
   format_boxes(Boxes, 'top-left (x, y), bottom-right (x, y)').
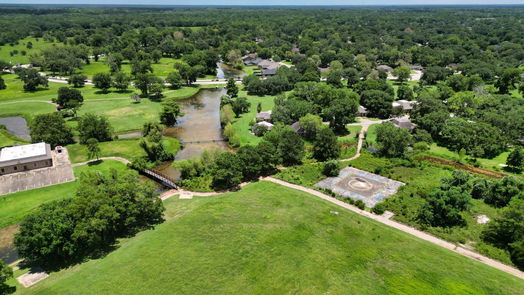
top-left (390, 117), bottom-right (416, 131)
top-left (357, 105), bottom-right (369, 116)
top-left (256, 110), bottom-right (272, 122)
top-left (375, 65), bottom-right (394, 72)
top-left (392, 100), bottom-right (417, 112)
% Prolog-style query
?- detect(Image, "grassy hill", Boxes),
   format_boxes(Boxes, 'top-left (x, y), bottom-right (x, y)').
top-left (14, 181), bottom-right (524, 294)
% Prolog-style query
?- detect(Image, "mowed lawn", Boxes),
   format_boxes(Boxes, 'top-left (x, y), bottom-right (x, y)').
top-left (232, 90), bottom-right (276, 145)
top-left (15, 181), bottom-right (524, 294)
top-left (66, 137), bottom-right (180, 163)
top-left (0, 160), bottom-right (130, 229)
top-left (0, 37), bottom-right (58, 65)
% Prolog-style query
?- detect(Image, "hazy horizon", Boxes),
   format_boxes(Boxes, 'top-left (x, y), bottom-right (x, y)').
top-left (1, 1), bottom-right (524, 6)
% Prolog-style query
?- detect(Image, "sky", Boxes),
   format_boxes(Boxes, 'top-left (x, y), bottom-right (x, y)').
top-left (0, 0), bottom-right (523, 5)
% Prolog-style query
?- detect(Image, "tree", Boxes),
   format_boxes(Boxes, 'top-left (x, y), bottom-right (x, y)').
top-left (323, 96), bottom-right (359, 131)
top-left (165, 70), bottom-right (182, 89)
top-left (211, 152), bottom-right (243, 190)
top-left (482, 199), bottom-right (524, 269)
top-left (421, 66), bottom-right (452, 85)
top-left (0, 76), bottom-right (5, 90)
top-left (226, 77), bottom-right (238, 97)
top-left (149, 80), bottom-right (164, 100)
top-left (14, 171), bottom-right (164, 265)
top-left (277, 129), bottom-right (305, 166)
top-left (0, 260), bottom-right (15, 295)
top-left (323, 160), bottom-right (340, 176)
top-left (326, 70), bottom-right (343, 88)
top-left (112, 72), bottom-right (131, 92)
top-left (86, 138), bottom-right (101, 160)
top-left (418, 172), bottom-right (472, 227)
top-left (313, 127), bottom-right (340, 161)
top-left (92, 72), bottom-right (112, 93)
top-left (298, 114), bottom-right (323, 140)
top-left (77, 113), bottom-right (113, 144)
top-left (256, 140), bottom-right (280, 173)
top-left (483, 176), bottom-right (524, 208)
top-left (68, 74), bottom-right (87, 88)
top-left (495, 68), bottom-right (522, 94)
top-left (160, 98), bottom-right (181, 126)
top-left (360, 90), bottom-right (394, 119)
top-left (56, 87), bottom-right (83, 115)
top-left (393, 66), bottom-right (411, 84)
top-left (343, 67), bottom-right (360, 88)
top-left (134, 73), bottom-right (161, 97)
top-left (174, 61), bottom-right (197, 86)
top-left (231, 97), bottom-right (250, 118)
top-left (397, 85), bottom-right (414, 101)
top-left (142, 121), bottom-right (164, 143)
top-left (16, 68), bottom-right (48, 91)
top-left (375, 122), bottom-right (412, 158)
top-left (220, 104), bottom-right (235, 126)
top-left (237, 145), bottom-right (264, 180)
top-left (256, 102), bottom-right (262, 113)
top-left (507, 147), bottom-right (524, 171)
top-left (106, 53), bottom-right (123, 73)
top-left (30, 113), bottom-right (74, 147)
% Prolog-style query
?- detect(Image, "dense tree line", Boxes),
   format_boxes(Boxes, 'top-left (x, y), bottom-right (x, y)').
top-left (14, 170), bottom-right (164, 266)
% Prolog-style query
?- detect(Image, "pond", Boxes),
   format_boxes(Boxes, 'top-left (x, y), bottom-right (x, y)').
top-left (155, 88), bottom-right (229, 179)
top-left (0, 116), bottom-right (31, 141)
top-left (216, 62), bottom-right (246, 80)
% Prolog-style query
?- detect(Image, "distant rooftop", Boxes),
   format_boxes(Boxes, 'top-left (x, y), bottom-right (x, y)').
top-left (0, 142), bottom-right (49, 162)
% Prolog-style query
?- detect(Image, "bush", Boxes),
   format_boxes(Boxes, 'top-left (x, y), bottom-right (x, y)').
top-left (323, 160), bottom-right (340, 176)
top-left (372, 203), bottom-right (386, 215)
top-left (354, 200), bottom-right (366, 210)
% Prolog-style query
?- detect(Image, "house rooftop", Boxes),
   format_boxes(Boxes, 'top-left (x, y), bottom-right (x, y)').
top-left (0, 142), bottom-right (49, 162)
top-left (256, 110), bottom-right (272, 121)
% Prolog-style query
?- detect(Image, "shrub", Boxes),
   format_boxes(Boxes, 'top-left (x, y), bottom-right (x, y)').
top-left (323, 160), bottom-right (340, 176)
top-left (372, 203), bottom-right (386, 215)
top-left (355, 200), bottom-right (366, 210)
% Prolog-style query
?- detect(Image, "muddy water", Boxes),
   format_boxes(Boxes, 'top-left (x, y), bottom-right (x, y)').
top-left (216, 62), bottom-right (246, 80)
top-left (156, 88), bottom-right (229, 179)
top-left (0, 116), bottom-right (31, 141)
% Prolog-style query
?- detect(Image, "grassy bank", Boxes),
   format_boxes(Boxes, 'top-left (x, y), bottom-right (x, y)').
top-left (12, 181), bottom-right (524, 294)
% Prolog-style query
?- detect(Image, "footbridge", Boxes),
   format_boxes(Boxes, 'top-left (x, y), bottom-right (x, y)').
top-left (180, 139), bottom-right (227, 144)
top-left (142, 168), bottom-right (178, 189)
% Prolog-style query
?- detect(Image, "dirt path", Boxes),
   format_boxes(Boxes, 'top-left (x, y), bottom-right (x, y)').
top-left (0, 100), bottom-right (57, 106)
top-left (341, 118), bottom-right (385, 161)
top-left (261, 176), bottom-right (524, 280)
top-left (71, 157), bottom-right (131, 167)
top-left (70, 156), bottom-right (524, 279)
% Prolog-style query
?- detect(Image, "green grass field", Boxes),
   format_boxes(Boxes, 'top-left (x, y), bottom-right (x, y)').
top-left (231, 90), bottom-right (276, 146)
top-left (365, 124), bottom-right (379, 145)
top-left (67, 137), bottom-right (179, 163)
top-left (79, 57), bottom-right (183, 79)
top-left (0, 160), bottom-right (129, 229)
top-left (0, 37), bottom-right (58, 65)
top-left (428, 143), bottom-right (513, 173)
top-left (274, 151), bottom-right (518, 265)
top-left (11, 181), bottom-right (524, 294)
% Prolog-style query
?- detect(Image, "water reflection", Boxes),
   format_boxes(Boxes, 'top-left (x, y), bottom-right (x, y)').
top-left (216, 62), bottom-right (246, 80)
top-left (155, 88), bottom-right (229, 179)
